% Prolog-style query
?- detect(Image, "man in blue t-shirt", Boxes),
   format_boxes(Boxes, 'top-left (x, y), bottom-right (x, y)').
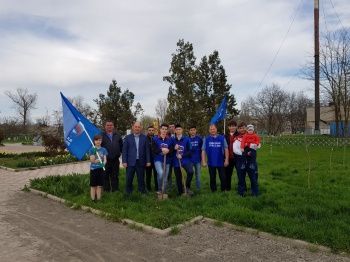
top-left (201, 124), bottom-right (229, 192)
top-left (173, 124), bottom-right (194, 195)
top-left (189, 125), bottom-right (203, 190)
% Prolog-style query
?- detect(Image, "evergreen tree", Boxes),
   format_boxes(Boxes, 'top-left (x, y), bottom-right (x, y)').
top-left (164, 40), bottom-right (238, 135)
top-left (196, 51), bottom-right (239, 134)
top-left (94, 80), bottom-right (143, 134)
top-left (163, 39), bottom-right (199, 129)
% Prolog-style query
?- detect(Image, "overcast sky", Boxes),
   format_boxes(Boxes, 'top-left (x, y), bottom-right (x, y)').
top-left (0, 0), bottom-right (349, 122)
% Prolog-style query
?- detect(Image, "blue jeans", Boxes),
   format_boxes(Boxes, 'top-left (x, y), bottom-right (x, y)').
top-left (235, 154), bottom-right (247, 196)
top-left (246, 150), bottom-right (259, 196)
top-left (154, 161), bottom-right (170, 193)
top-left (193, 162), bottom-right (201, 190)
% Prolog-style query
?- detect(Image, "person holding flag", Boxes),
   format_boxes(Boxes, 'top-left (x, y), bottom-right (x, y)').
top-left (61, 92), bottom-right (107, 199)
top-left (88, 135), bottom-right (108, 201)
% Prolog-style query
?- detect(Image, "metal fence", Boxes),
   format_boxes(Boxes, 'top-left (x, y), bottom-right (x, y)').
top-left (261, 136), bottom-right (350, 147)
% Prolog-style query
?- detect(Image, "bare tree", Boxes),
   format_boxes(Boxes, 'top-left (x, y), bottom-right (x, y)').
top-left (155, 98), bottom-right (168, 123)
top-left (35, 110), bottom-right (51, 127)
top-left (239, 97), bottom-right (256, 126)
top-left (287, 92), bottom-right (313, 133)
top-left (303, 29), bottom-right (350, 136)
top-left (5, 88), bottom-right (37, 128)
top-left (140, 115), bottom-right (157, 130)
top-left (69, 96), bottom-right (91, 116)
top-left (242, 84), bottom-right (289, 135)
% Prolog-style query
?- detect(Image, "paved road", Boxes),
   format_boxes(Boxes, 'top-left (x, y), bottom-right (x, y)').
top-left (0, 163), bottom-right (349, 261)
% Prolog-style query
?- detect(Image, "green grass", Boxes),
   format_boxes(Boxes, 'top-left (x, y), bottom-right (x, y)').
top-left (169, 226), bottom-right (180, 235)
top-left (30, 145), bottom-right (350, 253)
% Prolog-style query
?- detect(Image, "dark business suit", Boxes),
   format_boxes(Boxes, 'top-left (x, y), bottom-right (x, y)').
top-left (101, 132), bottom-right (123, 192)
top-left (122, 133), bottom-right (150, 194)
top-left (145, 134), bottom-right (158, 191)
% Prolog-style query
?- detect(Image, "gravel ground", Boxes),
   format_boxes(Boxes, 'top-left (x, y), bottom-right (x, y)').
top-left (0, 149), bottom-right (349, 261)
top-left (1, 191), bottom-right (349, 262)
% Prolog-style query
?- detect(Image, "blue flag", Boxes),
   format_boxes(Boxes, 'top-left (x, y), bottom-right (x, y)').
top-left (210, 96), bottom-right (227, 124)
top-left (61, 92), bottom-right (101, 160)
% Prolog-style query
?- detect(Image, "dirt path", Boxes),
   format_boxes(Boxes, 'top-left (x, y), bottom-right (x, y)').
top-left (0, 164), bottom-right (349, 261)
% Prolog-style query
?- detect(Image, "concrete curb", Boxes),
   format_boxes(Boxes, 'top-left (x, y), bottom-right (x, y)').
top-left (29, 188), bottom-right (202, 236)
top-left (0, 165), bottom-right (17, 172)
top-left (0, 161), bottom-right (89, 172)
top-left (28, 188), bottom-right (348, 257)
top-left (203, 218), bottom-right (332, 254)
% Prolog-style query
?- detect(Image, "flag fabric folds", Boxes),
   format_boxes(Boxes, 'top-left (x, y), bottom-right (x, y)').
top-left (210, 96), bottom-right (227, 124)
top-left (61, 92), bottom-right (101, 160)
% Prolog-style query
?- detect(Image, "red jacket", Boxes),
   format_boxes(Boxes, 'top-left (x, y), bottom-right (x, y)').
top-left (240, 133), bottom-right (260, 150)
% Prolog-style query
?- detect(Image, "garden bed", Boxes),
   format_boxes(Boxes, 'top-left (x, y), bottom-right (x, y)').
top-left (0, 151), bottom-right (83, 170)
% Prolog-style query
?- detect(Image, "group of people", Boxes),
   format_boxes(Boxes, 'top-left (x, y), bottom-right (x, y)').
top-left (88, 120), bottom-right (260, 201)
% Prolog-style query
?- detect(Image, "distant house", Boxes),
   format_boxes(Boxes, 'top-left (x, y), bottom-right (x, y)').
top-left (306, 106), bottom-right (350, 136)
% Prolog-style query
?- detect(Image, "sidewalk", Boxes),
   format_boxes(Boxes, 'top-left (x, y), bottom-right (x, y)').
top-left (0, 143), bottom-right (45, 153)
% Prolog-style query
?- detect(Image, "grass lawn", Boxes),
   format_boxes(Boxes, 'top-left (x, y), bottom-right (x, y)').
top-left (30, 145), bottom-right (350, 253)
top-left (0, 152), bottom-right (81, 169)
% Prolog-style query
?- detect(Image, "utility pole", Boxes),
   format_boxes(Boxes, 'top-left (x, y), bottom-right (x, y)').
top-left (314, 0), bottom-right (320, 134)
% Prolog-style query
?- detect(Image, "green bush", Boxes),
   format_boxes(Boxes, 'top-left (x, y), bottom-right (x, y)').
top-left (42, 133), bottom-right (66, 155)
top-left (0, 151), bottom-right (85, 169)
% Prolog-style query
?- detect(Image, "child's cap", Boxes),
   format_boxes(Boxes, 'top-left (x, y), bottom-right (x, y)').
top-left (247, 124), bottom-right (254, 131)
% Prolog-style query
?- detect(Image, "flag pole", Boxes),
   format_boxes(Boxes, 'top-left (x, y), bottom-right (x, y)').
top-left (79, 121), bottom-right (105, 171)
top-left (224, 118), bottom-right (226, 135)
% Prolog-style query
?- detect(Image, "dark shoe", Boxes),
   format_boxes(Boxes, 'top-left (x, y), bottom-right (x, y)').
top-left (186, 189), bottom-right (194, 196)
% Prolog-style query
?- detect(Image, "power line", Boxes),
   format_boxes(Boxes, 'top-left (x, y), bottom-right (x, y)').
top-left (328, 0), bottom-right (346, 31)
top-left (321, 0), bottom-right (331, 35)
top-left (257, 0), bottom-right (304, 88)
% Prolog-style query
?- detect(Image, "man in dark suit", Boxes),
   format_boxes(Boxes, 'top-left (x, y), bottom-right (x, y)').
top-left (101, 121), bottom-right (123, 192)
top-left (145, 125), bottom-right (158, 192)
top-left (122, 121), bottom-right (151, 194)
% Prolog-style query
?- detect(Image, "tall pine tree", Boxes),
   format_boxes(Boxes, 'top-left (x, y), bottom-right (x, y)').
top-left (196, 51), bottom-right (238, 134)
top-left (94, 80), bottom-right (143, 134)
top-left (164, 40), bottom-right (238, 134)
top-left (163, 39), bottom-right (199, 128)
